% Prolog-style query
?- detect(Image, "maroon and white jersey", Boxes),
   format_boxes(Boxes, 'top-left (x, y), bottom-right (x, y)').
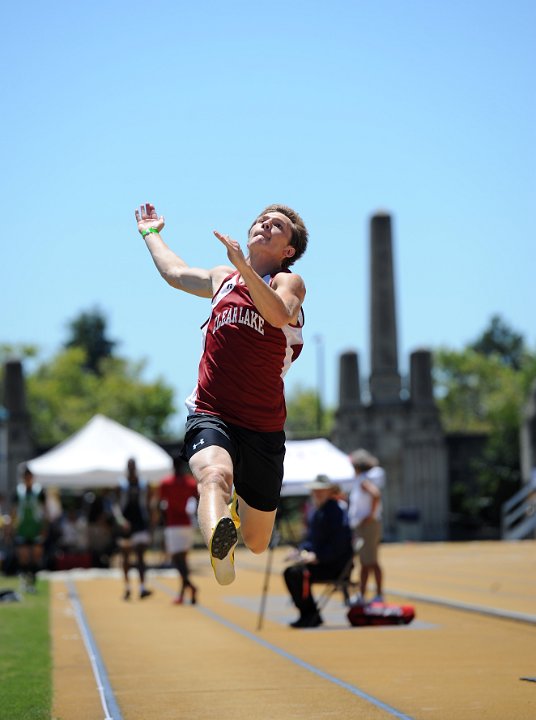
top-left (185, 270), bottom-right (304, 432)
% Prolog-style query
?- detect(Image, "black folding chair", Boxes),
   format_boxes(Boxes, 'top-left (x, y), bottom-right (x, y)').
top-left (315, 537), bottom-right (364, 610)
top-left (316, 556), bottom-right (358, 610)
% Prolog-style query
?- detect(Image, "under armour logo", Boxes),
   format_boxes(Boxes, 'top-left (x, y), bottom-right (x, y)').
top-left (192, 439), bottom-right (205, 450)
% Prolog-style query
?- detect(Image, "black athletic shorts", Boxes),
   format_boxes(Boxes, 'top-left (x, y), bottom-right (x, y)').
top-left (181, 413), bottom-right (286, 512)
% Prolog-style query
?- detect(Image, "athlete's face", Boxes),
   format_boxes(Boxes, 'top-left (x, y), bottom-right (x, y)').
top-left (248, 212), bottom-right (295, 264)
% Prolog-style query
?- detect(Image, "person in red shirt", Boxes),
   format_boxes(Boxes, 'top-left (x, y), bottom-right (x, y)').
top-left (158, 454), bottom-right (199, 604)
top-left (135, 202), bottom-right (308, 586)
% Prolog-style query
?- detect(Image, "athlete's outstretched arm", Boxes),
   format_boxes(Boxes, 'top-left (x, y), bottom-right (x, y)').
top-left (213, 230), bottom-right (305, 327)
top-left (135, 203), bottom-right (231, 298)
top-left (242, 267), bottom-right (305, 327)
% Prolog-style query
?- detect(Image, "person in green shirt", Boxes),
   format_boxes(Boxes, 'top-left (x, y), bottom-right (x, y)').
top-left (11, 465), bottom-right (47, 592)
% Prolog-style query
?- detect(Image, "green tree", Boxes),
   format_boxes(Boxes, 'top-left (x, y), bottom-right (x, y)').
top-left (434, 316), bottom-right (536, 528)
top-left (27, 347), bottom-right (175, 446)
top-left (64, 308), bottom-right (116, 374)
top-left (434, 348), bottom-right (511, 432)
top-left (285, 385), bottom-right (333, 438)
top-left (470, 314), bottom-right (525, 370)
top-left (13, 308), bottom-right (177, 445)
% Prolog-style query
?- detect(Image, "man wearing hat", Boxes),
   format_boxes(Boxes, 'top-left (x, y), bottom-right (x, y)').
top-left (283, 475), bottom-right (353, 628)
top-left (348, 449), bottom-right (386, 603)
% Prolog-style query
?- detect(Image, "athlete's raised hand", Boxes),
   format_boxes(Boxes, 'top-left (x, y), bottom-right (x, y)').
top-left (135, 203), bottom-right (165, 235)
top-left (214, 230), bottom-right (248, 270)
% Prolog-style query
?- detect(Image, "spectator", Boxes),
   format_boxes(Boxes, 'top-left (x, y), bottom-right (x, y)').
top-left (59, 507), bottom-right (89, 554)
top-left (11, 466), bottom-right (48, 592)
top-left (158, 454), bottom-right (199, 604)
top-left (348, 449), bottom-right (386, 603)
top-left (87, 490), bottom-right (115, 568)
top-left (0, 493), bottom-right (14, 574)
top-left (114, 458), bottom-right (153, 600)
top-left (283, 475), bottom-right (353, 628)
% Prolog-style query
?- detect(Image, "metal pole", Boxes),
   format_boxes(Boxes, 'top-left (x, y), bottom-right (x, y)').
top-left (314, 335), bottom-right (324, 434)
top-left (256, 526), bottom-right (280, 631)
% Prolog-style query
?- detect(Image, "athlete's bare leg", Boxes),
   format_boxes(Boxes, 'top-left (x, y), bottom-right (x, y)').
top-left (121, 547), bottom-right (131, 583)
top-left (188, 445), bottom-right (234, 547)
top-left (120, 545), bottom-right (132, 599)
top-left (188, 445), bottom-right (276, 554)
top-left (237, 499), bottom-right (276, 554)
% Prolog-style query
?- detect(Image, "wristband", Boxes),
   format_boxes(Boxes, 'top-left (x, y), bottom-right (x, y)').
top-left (140, 227), bottom-right (160, 238)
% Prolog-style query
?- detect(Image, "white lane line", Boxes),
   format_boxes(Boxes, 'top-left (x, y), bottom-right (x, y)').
top-left (386, 589), bottom-right (536, 625)
top-left (66, 579), bottom-right (124, 720)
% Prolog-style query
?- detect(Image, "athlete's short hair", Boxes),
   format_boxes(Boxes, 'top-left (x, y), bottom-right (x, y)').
top-left (251, 204), bottom-right (308, 270)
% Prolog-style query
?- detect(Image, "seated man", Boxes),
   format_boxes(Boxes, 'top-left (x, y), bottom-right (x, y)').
top-left (283, 475), bottom-right (353, 628)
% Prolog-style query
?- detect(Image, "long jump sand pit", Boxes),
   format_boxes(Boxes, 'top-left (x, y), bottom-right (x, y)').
top-left (51, 540), bottom-right (536, 719)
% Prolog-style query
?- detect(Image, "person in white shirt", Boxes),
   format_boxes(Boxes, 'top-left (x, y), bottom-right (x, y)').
top-left (348, 449), bottom-right (385, 603)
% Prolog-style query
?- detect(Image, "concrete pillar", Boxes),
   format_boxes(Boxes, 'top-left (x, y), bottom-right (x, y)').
top-left (369, 212), bottom-right (401, 404)
top-left (410, 349), bottom-right (434, 405)
top-left (338, 351), bottom-right (361, 408)
top-left (1, 360), bottom-right (34, 503)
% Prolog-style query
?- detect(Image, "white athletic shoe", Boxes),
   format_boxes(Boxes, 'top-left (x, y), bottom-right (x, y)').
top-left (209, 517), bottom-right (238, 586)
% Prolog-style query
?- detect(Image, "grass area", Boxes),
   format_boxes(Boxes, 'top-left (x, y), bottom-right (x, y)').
top-left (0, 575), bottom-right (51, 720)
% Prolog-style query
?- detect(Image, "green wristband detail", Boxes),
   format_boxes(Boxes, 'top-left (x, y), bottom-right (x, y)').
top-left (140, 227), bottom-right (160, 238)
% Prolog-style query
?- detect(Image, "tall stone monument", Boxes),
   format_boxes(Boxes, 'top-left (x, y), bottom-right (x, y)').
top-left (1, 360), bottom-right (34, 504)
top-left (332, 212), bottom-right (449, 540)
top-left (369, 213), bottom-right (402, 404)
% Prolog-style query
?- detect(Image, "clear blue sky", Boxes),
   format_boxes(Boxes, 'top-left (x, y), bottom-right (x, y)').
top-left (2, 1), bottom-right (534, 432)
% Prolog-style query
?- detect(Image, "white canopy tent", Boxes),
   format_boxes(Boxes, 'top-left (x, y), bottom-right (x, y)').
top-left (281, 438), bottom-right (355, 496)
top-left (25, 415), bottom-right (354, 495)
top-left (26, 414), bottom-right (173, 487)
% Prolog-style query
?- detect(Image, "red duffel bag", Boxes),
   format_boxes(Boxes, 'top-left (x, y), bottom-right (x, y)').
top-left (347, 600), bottom-right (415, 627)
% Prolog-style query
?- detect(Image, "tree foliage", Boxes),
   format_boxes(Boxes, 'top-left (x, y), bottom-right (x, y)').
top-left (434, 315), bottom-right (536, 527)
top-left (1, 310), bottom-right (177, 446)
top-left (64, 308), bottom-right (116, 374)
top-left (469, 313), bottom-right (525, 370)
top-left (26, 347), bottom-right (175, 446)
top-left (285, 384), bottom-right (333, 438)
top-left (434, 349), bottom-right (514, 432)
top-left (435, 319), bottom-right (536, 434)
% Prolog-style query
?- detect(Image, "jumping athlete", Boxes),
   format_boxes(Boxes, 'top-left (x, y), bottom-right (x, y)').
top-left (135, 202), bottom-right (308, 585)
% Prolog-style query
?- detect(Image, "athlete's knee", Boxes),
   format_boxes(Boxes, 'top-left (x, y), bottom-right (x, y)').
top-left (241, 528), bottom-right (270, 554)
top-left (197, 467), bottom-right (232, 497)
top-left (245, 538), bottom-right (269, 554)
